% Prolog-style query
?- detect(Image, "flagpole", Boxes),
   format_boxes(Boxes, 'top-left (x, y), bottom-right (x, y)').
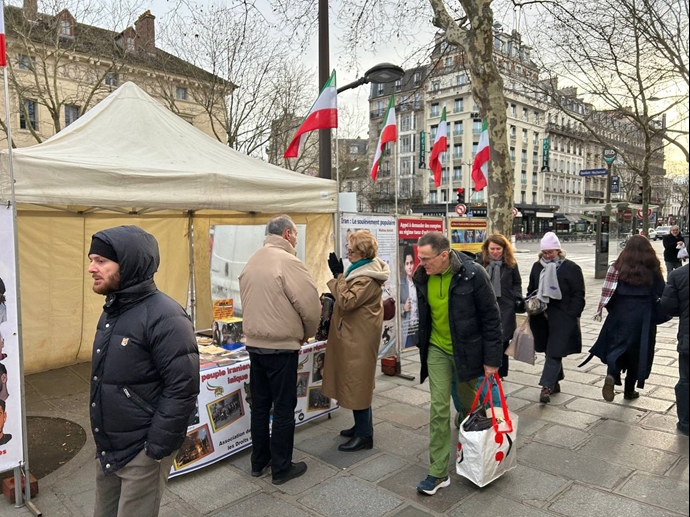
top-left (394, 133), bottom-right (398, 216)
top-left (335, 128), bottom-right (341, 257)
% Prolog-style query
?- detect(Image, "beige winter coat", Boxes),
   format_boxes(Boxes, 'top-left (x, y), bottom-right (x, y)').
top-left (322, 258), bottom-right (390, 410)
top-left (239, 235), bottom-right (320, 351)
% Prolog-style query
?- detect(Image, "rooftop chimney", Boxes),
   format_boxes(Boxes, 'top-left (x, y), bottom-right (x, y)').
top-left (23, 0), bottom-right (38, 20)
top-left (134, 10), bottom-right (155, 53)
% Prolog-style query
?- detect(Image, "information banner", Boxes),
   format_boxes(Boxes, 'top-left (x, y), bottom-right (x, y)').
top-left (0, 208), bottom-right (24, 471)
top-left (397, 218), bottom-right (444, 350)
top-left (170, 341), bottom-right (336, 478)
top-left (339, 214), bottom-right (398, 358)
top-left (449, 218), bottom-right (488, 255)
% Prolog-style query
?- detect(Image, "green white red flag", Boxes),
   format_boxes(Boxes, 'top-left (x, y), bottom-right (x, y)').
top-left (428, 107), bottom-right (447, 187)
top-left (370, 95), bottom-right (397, 181)
top-left (471, 118), bottom-right (489, 191)
top-left (284, 70), bottom-right (338, 158)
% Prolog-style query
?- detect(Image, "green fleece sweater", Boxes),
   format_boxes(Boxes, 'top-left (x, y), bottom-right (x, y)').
top-left (428, 266), bottom-right (453, 355)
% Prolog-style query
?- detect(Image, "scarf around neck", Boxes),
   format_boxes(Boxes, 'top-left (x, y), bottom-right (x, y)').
top-left (345, 258), bottom-right (374, 278)
top-left (485, 258), bottom-right (503, 298)
top-left (537, 256), bottom-right (564, 303)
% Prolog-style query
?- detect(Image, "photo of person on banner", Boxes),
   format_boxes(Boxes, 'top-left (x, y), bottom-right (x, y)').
top-left (400, 245), bottom-right (420, 349)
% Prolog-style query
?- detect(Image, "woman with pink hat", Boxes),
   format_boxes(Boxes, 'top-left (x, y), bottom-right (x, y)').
top-left (526, 232), bottom-right (586, 403)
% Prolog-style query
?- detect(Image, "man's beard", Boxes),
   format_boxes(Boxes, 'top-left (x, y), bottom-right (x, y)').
top-left (93, 270), bottom-right (121, 295)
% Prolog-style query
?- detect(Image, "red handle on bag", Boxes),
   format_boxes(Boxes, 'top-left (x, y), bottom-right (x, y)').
top-left (469, 373), bottom-right (513, 434)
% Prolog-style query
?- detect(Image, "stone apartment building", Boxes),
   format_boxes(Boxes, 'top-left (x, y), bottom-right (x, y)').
top-left (2, 0), bottom-right (230, 149)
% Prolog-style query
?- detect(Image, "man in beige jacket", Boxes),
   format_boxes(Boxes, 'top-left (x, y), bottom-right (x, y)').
top-left (239, 215), bottom-right (320, 485)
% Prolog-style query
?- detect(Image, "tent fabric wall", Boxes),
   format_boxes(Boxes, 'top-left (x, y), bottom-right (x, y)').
top-left (17, 208), bottom-right (334, 374)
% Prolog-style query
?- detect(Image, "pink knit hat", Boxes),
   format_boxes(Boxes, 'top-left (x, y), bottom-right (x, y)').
top-left (540, 232), bottom-right (561, 251)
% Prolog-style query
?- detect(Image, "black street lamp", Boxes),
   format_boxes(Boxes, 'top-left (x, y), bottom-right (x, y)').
top-left (337, 63), bottom-right (405, 94)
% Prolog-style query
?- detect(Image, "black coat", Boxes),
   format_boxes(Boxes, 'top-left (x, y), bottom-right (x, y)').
top-left (660, 263), bottom-right (689, 354)
top-left (663, 233), bottom-right (685, 262)
top-left (485, 263), bottom-right (523, 342)
top-left (527, 259), bottom-right (586, 358)
top-left (89, 226), bottom-right (200, 475)
top-left (413, 250), bottom-right (503, 384)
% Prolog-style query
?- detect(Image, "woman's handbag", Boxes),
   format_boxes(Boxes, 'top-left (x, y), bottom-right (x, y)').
top-left (383, 297), bottom-right (396, 321)
top-left (506, 318), bottom-right (536, 365)
top-left (457, 374), bottom-right (518, 487)
top-left (524, 291), bottom-right (547, 316)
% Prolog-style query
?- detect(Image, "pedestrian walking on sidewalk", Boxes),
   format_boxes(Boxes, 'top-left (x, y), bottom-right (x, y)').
top-left (413, 232), bottom-right (502, 495)
top-left (663, 226), bottom-right (685, 275)
top-left (239, 215), bottom-right (321, 485)
top-left (480, 233), bottom-right (525, 378)
top-left (587, 235), bottom-right (666, 402)
top-left (88, 226), bottom-right (200, 517)
top-left (659, 263), bottom-right (689, 436)
top-left (322, 230), bottom-right (390, 452)
top-left (527, 232), bottom-right (586, 404)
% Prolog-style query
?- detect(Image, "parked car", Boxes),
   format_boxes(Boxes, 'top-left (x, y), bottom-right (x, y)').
top-left (638, 228), bottom-right (657, 240)
top-left (655, 226), bottom-right (672, 240)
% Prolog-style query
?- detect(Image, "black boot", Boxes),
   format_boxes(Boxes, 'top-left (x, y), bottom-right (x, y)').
top-left (624, 376), bottom-right (639, 400)
top-left (338, 436), bottom-right (373, 452)
top-left (339, 426), bottom-right (356, 437)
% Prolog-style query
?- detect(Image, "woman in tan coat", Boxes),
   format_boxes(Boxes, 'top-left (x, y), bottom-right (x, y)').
top-left (323, 230), bottom-right (390, 452)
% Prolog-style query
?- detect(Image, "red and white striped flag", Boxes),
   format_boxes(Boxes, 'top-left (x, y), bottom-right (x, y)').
top-left (370, 95), bottom-right (396, 181)
top-left (284, 70), bottom-right (338, 158)
top-left (0, 3), bottom-right (7, 67)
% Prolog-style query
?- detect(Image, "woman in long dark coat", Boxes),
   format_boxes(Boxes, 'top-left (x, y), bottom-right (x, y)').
top-left (527, 232), bottom-right (586, 403)
top-left (588, 235), bottom-right (665, 401)
top-left (480, 233), bottom-right (524, 378)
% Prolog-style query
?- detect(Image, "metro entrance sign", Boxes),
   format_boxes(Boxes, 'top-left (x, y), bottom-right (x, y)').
top-left (579, 168), bottom-right (607, 177)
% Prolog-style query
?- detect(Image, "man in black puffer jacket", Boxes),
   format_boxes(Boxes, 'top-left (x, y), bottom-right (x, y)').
top-left (660, 263), bottom-right (689, 436)
top-left (88, 226), bottom-right (199, 517)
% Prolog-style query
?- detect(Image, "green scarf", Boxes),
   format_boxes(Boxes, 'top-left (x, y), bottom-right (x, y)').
top-left (345, 258), bottom-right (373, 278)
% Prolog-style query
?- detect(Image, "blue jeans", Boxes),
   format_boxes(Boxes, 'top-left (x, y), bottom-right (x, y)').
top-left (353, 407), bottom-right (373, 437)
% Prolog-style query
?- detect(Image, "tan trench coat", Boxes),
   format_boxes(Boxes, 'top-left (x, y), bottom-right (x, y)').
top-left (321, 258), bottom-right (390, 410)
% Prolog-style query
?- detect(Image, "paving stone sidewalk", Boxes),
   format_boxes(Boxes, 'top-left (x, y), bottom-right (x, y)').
top-left (3, 241), bottom-right (688, 516)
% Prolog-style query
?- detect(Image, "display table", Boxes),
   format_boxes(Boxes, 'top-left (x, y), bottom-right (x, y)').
top-left (170, 340), bottom-right (337, 477)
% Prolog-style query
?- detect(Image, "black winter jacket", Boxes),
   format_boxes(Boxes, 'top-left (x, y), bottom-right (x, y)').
top-left (413, 250), bottom-right (503, 384)
top-left (663, 232), bottom-right (685, 262)
top-left (89, 226), bottom-right (199, 475)
top-left (660, 263), bottom-right (689, 354)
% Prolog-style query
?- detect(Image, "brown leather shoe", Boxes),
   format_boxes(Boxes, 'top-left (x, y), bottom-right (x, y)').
top-left (539, 387), bottom-right (552, 404)
top-left (602, 375), bottom-right (616, 402)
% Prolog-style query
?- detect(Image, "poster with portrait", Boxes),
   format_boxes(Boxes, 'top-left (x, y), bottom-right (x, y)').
top-left (170, 340), bottom-right (336, 478)
top-left (449, 218), bottom-right (488, 255)
top-left (339, 214), bottom-right (397, 358)
top-left (397, 218), bottom-right (445, 350)
top-left (0, 208), bottom-right (25, 471)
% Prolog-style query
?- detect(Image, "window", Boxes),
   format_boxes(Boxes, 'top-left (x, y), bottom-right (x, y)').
top-left (65, 104), bottom-right (80, 126)
top-left (431, 103), bottom-right (440, 117)
top-left (454, 98), bottom-right (464, 113)
top-left (413, 72), bottom-right (421, 86)
top-left (376, 100), bottom-right (384, 116)
top-left (18, 54), bottom-right (34, 70)
top-left (125, 37), bottom-right (135, 51)
top-left (59, 19), bottom-right (72, 37)
top-left (521, 191), bottom-right (526, 203)
top-left (432, 82), bottom-right (440, 91)
top-left (401, 135), bottom-right (412, 153)
top-left (509, 125), bottom-right (516, 139)
top-left (20, 99), bottom-right (37, 130)
top-left (522, 129), bottom-right (528, 141)
top-left (377, 83), bottom-right (384, 95)
top-left (453, 166), bottom-right (462, 181)
top-left (444, 56), bottom-right (453, 67)
top-left (472, 120), bottom-right (482, 134)
top-left (175, 87), bottom-right (188, 100)
top-left (400, 114), bottom-right (411, 132)
top-left (453, 121), bottom-right (464, 136)
top-left (510, 104), bottom-right (516, 117)
top-left (453, 143), bottom-right (463, 158)
top-left (509, 147), bottom-right (516, 162)
top-left (456, 74), bottom-right (467, 86)
top-left (521, 171), bottom-right (527, 184)
top-left (394, 79), bottom-right (402, 91)
top-left (349, 145), bottom-right (359, 154)
top-left (413, 92), bottom-right (421, 109)
top-left (521, 150), bottom-right (527, 163)
top-left (522, 107), bottom-right (528, 120)
top-left (532, 192), bottom-right (537, 204)
top-left (533, 132), bottom-right (539, 145)
top-left (105, 73), bottom-right (119, 87)
top-left (430, 124), bottom-right (438, 141)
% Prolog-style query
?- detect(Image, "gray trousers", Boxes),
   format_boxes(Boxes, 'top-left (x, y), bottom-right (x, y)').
top-left (94, 449), bottom-right (176, 517)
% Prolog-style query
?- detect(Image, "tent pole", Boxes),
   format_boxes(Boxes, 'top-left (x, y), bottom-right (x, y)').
top-left (187, 211), bottom-right (196, 327)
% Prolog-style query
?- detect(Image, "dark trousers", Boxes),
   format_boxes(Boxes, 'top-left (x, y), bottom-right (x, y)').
top-left (248, 351), bottom-right (298, 479)
top-left (540, 353), bottom-right (564, 388)
top-left (499, 340), bottom-right (510, 378)
top-left (353, 408), bottom-right (373, 437)
top-left (677, 351), bottom-right (689, 433)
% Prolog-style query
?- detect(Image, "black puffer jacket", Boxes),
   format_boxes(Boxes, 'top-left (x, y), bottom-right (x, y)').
top-left (660, 263), bottom-right (689, 354)
top-left (413, 250), bottom-right (503, 384)
top-left (89, 226), bottom-right (199, 475)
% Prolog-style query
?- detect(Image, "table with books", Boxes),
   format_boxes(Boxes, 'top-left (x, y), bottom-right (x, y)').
top-left (169, 318), bottom-right (337, 478)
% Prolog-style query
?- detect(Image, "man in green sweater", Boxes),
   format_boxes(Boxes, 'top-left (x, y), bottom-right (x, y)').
top-left (413, 232), bottom-right (503, 495)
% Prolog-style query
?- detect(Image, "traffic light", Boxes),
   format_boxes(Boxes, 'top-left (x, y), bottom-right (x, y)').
top-left (635, 185), bottom-right (643, 204)
top-left (456, 188), bottom-right (465, 204)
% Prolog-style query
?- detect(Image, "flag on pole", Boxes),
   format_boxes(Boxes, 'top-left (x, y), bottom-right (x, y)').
top-left (0, 3), bottom-right (6, 67)
top-left (471, 118), bottom-right (489, 191)
top-left (428, 107), bottom-right (447, 187)
top-left (284, 70), bottom-right (338, 158)
top-left (370, 95), bottom-right (397, 181)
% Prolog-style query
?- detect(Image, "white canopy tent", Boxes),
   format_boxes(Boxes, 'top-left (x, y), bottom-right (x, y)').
top-left (1, 82), bottom-right (337, 373)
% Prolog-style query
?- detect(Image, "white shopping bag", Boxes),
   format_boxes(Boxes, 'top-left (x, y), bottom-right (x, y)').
top-left (456, 374), bottom-right (518, 487)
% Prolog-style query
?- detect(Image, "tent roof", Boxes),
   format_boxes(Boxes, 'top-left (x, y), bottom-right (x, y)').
top-left (1, 82), bottom-right (337, 213)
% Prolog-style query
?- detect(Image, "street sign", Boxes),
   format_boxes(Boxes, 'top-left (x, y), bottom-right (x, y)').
top-left (512, 207), bottom-right (519, 218)
top-left (637, 208), bottom-right (653, 219)
top-left (603, 148), bottom-right (617, 164)
top-left (622, 209), bottom-right (633, 221)
top-left (579, 168), bottom-right (607, 177)
top-left (455, 203), bottom-right (467, 216)
top-left (419, 131), bottom-right (426, 168)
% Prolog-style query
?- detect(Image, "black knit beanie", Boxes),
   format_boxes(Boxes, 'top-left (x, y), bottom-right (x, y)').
top-left (88, 237), bottom-right (118, 263)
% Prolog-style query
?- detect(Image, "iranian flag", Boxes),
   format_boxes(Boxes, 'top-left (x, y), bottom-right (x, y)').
top-left (370, 95), bottom-right (397, 181)
top-left (0, 4), bottom-right (6, 67)
top-left (284, 70), bottom-right (338, 158)
top-left (428, 107), bottom-right (447, 187)
top-left (471, 118), bottom-right (489, 191)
